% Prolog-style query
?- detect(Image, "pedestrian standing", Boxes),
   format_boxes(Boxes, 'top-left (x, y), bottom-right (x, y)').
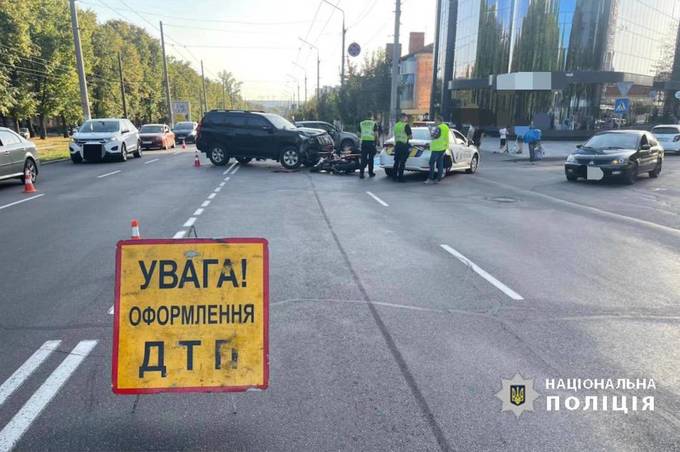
top-left (359, 112), bottom-right (378, 179)
top-left (525, 126), bottom-right (541, 162)
top-left (425, 115), bottom-right (449, 184)
top-left (392, 112), bottom-right (413, 182)
top-left (472, 126), bottom-right (483, 148)
top-left (499, 126), bottom-right (508, 153)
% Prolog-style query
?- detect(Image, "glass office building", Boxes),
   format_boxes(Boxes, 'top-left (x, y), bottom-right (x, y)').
top-left (437, 0), bottom-right (680, 131)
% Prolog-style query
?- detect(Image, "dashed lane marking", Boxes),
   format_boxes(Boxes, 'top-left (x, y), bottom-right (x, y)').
top-left (173, 230), bottom-right (187, 239)
top-left (0, 194), bottom-right (45, 212)
top-left (97, 170), bottom-right (121, 179)
top-left (0, 341), bottom-right (61, 406)
top-left (207, 193), bottom-right (216, 200)
top-left (183, 217), bottom-right (196, 227)
top-left (223, 162), bottom-right (237, 175)
top-left (440, 244), bottom-right (524, 301)
top-left (230, 165), bottom-right (240, 175)
top-left (0, 340), bottom-right (98, 452)
top-left (214, 186), bottom-right (222, 193)
top-left (143, 158), bottom-right (159, 165)
top-left (108, 305), bottom-right (114, 315)
top-left (193, 208), bottom-right (204, 216)
top-left (201, 200), bottom-right (210, 207)
top-left (366, 191), bottom-right (389, 207)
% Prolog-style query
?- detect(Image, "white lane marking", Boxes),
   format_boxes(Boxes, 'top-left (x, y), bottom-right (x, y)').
top-left (108, 305), bottom-right (114, 315)
top-left (0, 341), bottom-right (61, 406)
top-left (183, 217), bottom-right (196, 227)
top-left (440, 244), bottom-right (524, 301)
top-left (207, 193), bottom-right (216, 200)
top-left (219, 182), bottom-right (226, 187)
top-left (0, 194), bottom-right (45, 212)
top-left (214, 186), bottom-right (222, 193)
top-left (173, 230), bottom-right (187, 239)
top-left (97, 170), bottom-right (121, 179)
top-left (230, 165), bottom-right (240, 175)
top-left (474, 177), bottom-right (680, 238)
top-left (144, 158), bottom-right (159, 165)
top-left (201, 200), bottom-right (211, 208)
top-left (366, 191), bottom-right (389, 207)
top-left (0, 340), bottom-right (98, 451)
top-left (224, 176), bottom-right (230, 182)
top-left (223, 162), bottom-right (237, 175)
top-left (193, 208), bottom-right (204, 216)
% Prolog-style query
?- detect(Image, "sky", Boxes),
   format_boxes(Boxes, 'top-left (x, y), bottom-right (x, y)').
top-left (80, 0), bottom-right (436, 101)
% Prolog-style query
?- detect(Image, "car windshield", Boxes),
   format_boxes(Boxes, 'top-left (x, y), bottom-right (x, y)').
top-left (174, 122), bottom-right (194, 130)
top-left (265, 114), bottom-right (296, 130)
top-left (140, 125), bottom-right (163, 133)
top-left (652, 127), bottom-right (679, 134)
top-left (80, 120), bottom-right (119, 133)
top-left (412, 127), bottom-right (433, 141)
top-left (582, 133), bottom-right (639, 151)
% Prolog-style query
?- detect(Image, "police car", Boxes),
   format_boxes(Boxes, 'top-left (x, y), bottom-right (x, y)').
top-left (379, 126), bottom-right (480, 177)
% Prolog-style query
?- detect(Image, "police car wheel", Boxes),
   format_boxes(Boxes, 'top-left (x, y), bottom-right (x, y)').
top-left (341, 139), bottom-right (354, 152)
top-left (466, 155), bottom-right (479, 174)
top-left (280, 147), bottom-right (301, 169)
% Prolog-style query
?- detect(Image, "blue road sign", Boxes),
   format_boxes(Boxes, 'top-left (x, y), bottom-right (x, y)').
top-left (614, 98), bottom-right (630, 114)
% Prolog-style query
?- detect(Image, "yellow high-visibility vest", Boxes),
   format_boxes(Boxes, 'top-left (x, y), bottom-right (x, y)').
top-left (431, 124), bottom-right (449, 152)
top-left (360, 120), bottom-right (376, 141)
top-left (394, 121), bottom-right (408, 143)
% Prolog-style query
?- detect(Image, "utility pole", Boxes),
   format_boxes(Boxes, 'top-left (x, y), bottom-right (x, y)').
top-left (201, 60), bottom-right (208, 113)
top-left (389, 0), bottom-right (401, 132)
top-left (69, 0), bottom-right (91, 121)
top-left (160, 21), bottom-right (174, 126)
top-left (429, 0), bottom-right (442, 119)
top-left (117, 53), bottom-right (128, 118)
top-left (292, 61), bottom-right (307, 103)
top-left (222, 79), bottom-right (227, 109)
top-left (322, 0), bottom-right (345, 86)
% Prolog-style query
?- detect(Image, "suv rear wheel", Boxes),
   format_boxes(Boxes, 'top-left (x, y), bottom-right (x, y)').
top-left (208, 145), bottom-right (228, 166)
top-left (280, 147), bottom-right (302, 169)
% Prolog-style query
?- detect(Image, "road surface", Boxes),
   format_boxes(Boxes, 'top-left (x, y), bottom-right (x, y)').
top-left (1, 147), bottom-right (679, 450)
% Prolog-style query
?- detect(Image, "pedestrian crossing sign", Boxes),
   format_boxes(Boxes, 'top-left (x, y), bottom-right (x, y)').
top-left (614, 98), bottom-right (629, 114)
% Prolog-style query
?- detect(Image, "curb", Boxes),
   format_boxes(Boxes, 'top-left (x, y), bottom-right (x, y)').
top-left (41, 158), bottom-right (70, 165)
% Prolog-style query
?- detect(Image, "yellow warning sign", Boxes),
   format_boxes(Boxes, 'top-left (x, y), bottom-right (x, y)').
top-left (112, 238), bottom-right (269, 394)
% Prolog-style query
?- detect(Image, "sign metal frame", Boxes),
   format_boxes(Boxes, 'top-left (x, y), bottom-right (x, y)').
top-left (112, 237), bottom-right (269, 395)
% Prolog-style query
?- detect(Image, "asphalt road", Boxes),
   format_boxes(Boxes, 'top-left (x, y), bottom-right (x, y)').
top-left (1, 146), bottom-right (679, 451)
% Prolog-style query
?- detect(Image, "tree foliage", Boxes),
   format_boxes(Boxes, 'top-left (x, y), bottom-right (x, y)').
top-left (0, 0), bottom-right (245, 135)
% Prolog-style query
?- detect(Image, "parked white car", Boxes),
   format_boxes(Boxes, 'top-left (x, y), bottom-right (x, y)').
top-left (379, 126), bottom-right (480, 177)
top-left (69, 118), bottom-right (141, 163)
top-left (651, 124), bottom-right (680, 154)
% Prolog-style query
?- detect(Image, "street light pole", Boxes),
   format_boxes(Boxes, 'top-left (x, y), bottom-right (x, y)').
top-left (299, 37), bottom-right (320, 118)
top-left (160, 21), bottom-right (174, 126)
top-left (322, 0), bottom-right (345, 86)
top-left (292, 61), bottom-right (307, 103)
top-left (389, 0), bottom-right (401, 131)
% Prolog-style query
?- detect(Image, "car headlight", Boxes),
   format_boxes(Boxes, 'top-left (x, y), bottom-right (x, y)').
top-left (566, 154), bottom-right (575, 163)
top-left (611, 158), bottom-right (627, 165)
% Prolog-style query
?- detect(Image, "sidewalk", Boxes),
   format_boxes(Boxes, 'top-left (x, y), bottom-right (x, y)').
top-left (479, 140), bottom-right (580, 161)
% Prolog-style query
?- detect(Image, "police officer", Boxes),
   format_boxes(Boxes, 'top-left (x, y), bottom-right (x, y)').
top-left (359, 113), bottom-right (378, 179)
top-left (425, 115), bottom-right (449, 184)
top-left (392, 113), bottom-right (412, 182)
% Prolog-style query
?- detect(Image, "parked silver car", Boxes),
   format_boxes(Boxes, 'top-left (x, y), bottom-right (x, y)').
top-left (69, 118), bottom-right (141, 163)
top-left (0, 127), bottom-right (39, 183)
top-left (295, 121), bottom-right (360, 153)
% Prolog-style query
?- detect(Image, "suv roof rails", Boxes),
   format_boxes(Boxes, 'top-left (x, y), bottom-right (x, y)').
top-left (208, 109), bottom-right (265, 114)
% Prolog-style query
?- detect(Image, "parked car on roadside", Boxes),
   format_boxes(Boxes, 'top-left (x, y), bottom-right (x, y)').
top-left (69, 118), bottom-right (141, 163)
top-left (565, 130), bottom-right (663, 184)
top-left (172, 121), bottom-right (198, 144)
top-left (294, 120), bottom-right (359, 153)
top-left (0, 127), bottom-right (39, 183)
top-left (18, 128), bottom-right (30, 140)
top-left (379, 126), bottom-right (480, 177)
top-left (140, 123), bottom-right (175, 150)
top-left (196, 110), bottom-right (334, 169)
top-left (651, 124), bottom-right (680, 154)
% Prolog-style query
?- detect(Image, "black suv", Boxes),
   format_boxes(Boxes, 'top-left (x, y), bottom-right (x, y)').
top-left (196, 110), bottom-right (334, 169)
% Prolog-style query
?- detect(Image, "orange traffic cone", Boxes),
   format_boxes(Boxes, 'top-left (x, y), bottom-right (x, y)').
top-left (131, 219), bottom-right (141, 239)
top-left (194, 149), bottom-right (201, 167)
top-left (182, 139), bottom-right (187, 150)
top-left (23, 168), bottom-right (37, 193)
